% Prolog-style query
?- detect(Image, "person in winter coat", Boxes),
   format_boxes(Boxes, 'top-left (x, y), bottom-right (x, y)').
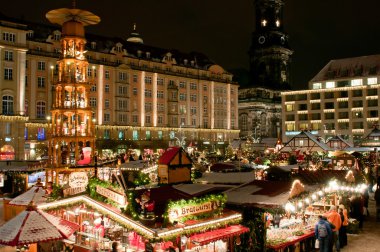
top-left (324, 206), bottom-right (342, 252)
top-left (338, 206), bottom-right (348, 248)
top-left (315, 215), bottom-right (332, 252)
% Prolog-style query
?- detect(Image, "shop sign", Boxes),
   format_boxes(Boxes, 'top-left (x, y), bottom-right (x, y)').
top-left (168, 200), bottom-right (220, 223)
top-left (63, 186), bottom-right (86, 197)
top-left (96, 185), bottom-right (126, 205)
top-left (69, 172), bottom-right (89, 188)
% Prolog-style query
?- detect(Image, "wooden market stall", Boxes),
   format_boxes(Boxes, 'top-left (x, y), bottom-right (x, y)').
top-left (157, 147), bottom-right (192, 184)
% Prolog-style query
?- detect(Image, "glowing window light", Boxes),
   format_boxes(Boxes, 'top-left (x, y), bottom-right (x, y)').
top-left (326, 82), bottom-right (335, 88)
top-left (312, 83), bottom-right (322, 89)
top-left (368, 77), bottom-right (377, 85)
top-left (351, 79), bottom-right (363, 86)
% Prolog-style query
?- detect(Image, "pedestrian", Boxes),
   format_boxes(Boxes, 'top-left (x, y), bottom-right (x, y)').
top-left (324, 206), bottom-right (342, 252)
top-left (363, 188), bottom-right (370, 217)
top-left (350, 194), bottom-right (364, 228)
top-left (338, 206), bottom-right (348, 248)
top-left (375, 178), bottom-right (380, 222)
top-left (315, 215), bottom-right (332, 252)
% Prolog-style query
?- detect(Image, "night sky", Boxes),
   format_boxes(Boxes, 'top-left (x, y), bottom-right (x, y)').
top-left (4, 0), bottom-right (380, 90)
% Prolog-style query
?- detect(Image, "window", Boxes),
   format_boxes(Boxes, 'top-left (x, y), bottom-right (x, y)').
top-left (38, 61), bottom-right (46, 71)
top-left (351, 79), bottom-right (362, 86)
top-left (133, 88), bottom-right (138, 96)
top-left (145, 130), bottom-right (151, 140)
top-left (338, 122), bottom-right (349, 130)
top-left (179, 93), bottom-right (186, 101)
top-left (105, 70), bottom-right (110, 79)
top-left (4, 51), bottom-right (13, 61)
top-left (157, 103), bottom-right (164, 112)
top-left (325, 81), bottom-right (335, 88)
top-left (368, 110), bottom-right (378, 118)
top-left (191, 107), bottom-right (197, 115)
top-left (352, 90), bottom-right (362, 97)
top-left (203, 85), bottom-right (207, 91)
top-left (118, 100), bottom-right (128, 111)
top-left (144, 89), bottom-right (152, 97)
top-left (89, 97), bottom-right (97, 107)
top-left (286, 114), bottom-right (295, 121)
top-left (104, 113), bottom-right (110, 122)
top-left (311, 103), bottom-right (320, 110)
top-left (367, 89), bottom-right (378, 96)
top-left (133, 130), bottom-right (139, 140)
top-left (352, 100), bottom-right (363, 107)
top-left (119, 72), bottom-right (127, 81)
top-left (324, 92), bottom-right (334, 99)
top-left (179, 81), bottom-right (186, 88)
top-left (368, 100), bottom-right (378, 107)
top-left (105, 84), bottom-right (110, 93)
top-left (91, 84), bottom-right (97, 92)
top-left (325, 113), bottom-right (334, 120)
top-left (158, 116), bottom-right (163, 124)
top-left (311, 113), bottom-right (321, 120)
top-left (53, 33), bottom-right (60, 41)
top-left (2, 96), bottom-right (13, 115)
top-left (299, 114), bottom-right (308, 121)
top-left (144, 76), bottom-right (152, 84)
top-left (132, 115), bottom-right (138, 123)
top-left (3, 32), bottom-right (16, 42)
top-left (338, 112), bottom-right (349, 119)
top-left (158, 131), bottom-right (163, 139)
top-left (298, 104), bottom-right (307, 110)
top-left (338, 101), bottom-right (348, 109)
top-left (310, 93), bottom-right (320, 99)
top-left (203, 118), bottom-right (208, 128)
top-left (180, 117), bottom-right (186, 125)
top-left (145, 116), bottom-right (151, 124)
top-left (105, 99), bottom-right (110, 108)
top-left (133, 74), bottom-right (138, 83)
top-left (4, 68), bottom-right (12, 80)
top-left (145, 103), bottom-right (152, 112)
top-left (157, 90), bottom-right (164, 99)
top-left (25, 76), bottom-right (28, 87)
top-left (190, 94), bottom-right (197, 102)
top-left (312, 83), bottom-right (322, 89)
top-left (324, 102), bottom-right (334, 109)
top-left (37, 77), bottom-right (45, 88)
top-left (118, 86), bottom-right (127, 95)
top-left (104, 129), bottom-right (110, 139)
top-left (368, 77), bottom-right (377, 85)
top-left (118, 114), bottom-right (128, 123)
top-left (36, 101), bottom-right (46, 119)
top-left (240, 114), bottom-right (248, 131)
top-left (157, 78), bottom-right (164, 85)
top-left (190, 83), bottom-right (197, 90)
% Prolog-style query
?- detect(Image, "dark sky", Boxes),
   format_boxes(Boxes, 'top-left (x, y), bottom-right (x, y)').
top-left (4, 0), bottom-right (380, 89)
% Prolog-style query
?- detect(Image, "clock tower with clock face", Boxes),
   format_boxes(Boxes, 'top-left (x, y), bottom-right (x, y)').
top-left (249, 0), bottom-right (293, 90)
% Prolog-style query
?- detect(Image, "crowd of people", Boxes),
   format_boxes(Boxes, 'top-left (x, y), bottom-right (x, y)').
top-left (314, 179), bottom-right (379, 252)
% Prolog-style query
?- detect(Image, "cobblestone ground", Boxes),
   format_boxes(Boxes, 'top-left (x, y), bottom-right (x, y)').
top-left (341, 194), bottom-right (380, 252)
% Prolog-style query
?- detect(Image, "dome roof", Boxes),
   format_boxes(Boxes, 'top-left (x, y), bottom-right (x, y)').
top-left (126, 23), bottom-right (143, 44)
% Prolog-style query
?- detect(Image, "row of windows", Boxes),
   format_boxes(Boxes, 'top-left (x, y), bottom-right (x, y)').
top-left (312, 78), bottom-right (378, 89)
top-left (286, 88), bottom-right (378, 101)
top-left (286, 121), bottom-right (376, 131)
top-left (2, 96), bottom-right (46, 118)
top-left (286, 99), bottom-right (378, 111)
top-left (286, 110), bottom-right (378, 121)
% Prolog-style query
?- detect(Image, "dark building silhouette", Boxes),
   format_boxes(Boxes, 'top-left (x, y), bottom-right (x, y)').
top-left (249, 0), bottom-right (293, 90)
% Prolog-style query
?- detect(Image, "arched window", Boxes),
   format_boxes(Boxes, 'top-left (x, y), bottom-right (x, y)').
top-left (36, 101), bottom-right (46, 119)
top-left (240, 114), bottom-right (248, 131)
top-left (2, 95), bottom-right (14, 115)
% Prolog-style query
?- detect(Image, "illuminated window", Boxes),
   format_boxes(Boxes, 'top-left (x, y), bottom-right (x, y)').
top-left (2, 95), bottom-right (13, 115)
top-left (325, 81), bottom-right (335, 88)
top-left (132, 130), bottom-right (138, 140)
top-left (368, 77), bottom-right (377, 85)
top-left (312, 83), bottom-right (322, 89)
top-left (286, 124), bottom-right (295, 131)
top-left (158, 131), bottom-right (163, 140)
top-left (261, 20), bottom-right (267, 26)
top-left (351, 79), bottom-right (362, 86)
top-left (276, 20), bottom-right (280, 27)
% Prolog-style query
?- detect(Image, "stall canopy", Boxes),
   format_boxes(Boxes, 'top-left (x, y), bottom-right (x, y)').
top-left (0, 204), bottom-right (79, 246)
top-left (9, 186), bottom-right (46, 206)
top-left (190, 224), bottom-right (249, 246)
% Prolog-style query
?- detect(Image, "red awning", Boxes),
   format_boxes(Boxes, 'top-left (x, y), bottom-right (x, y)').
top-left (190, 225), bottom-right (249, 246)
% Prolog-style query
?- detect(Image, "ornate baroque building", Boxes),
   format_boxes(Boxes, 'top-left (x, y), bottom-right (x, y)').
top-left (238, 0), bottom-right (291, 141)
top-left (0, 11), bottom-right (239, 161)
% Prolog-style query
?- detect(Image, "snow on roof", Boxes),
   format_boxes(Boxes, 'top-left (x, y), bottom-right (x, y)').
top-left (310, 54), bottom-right (380, 82)
top-left (9, 186), bottom-right (47, 206)
top-left (195, 172), bottom-right (255, 185)
top-left (281, 131), bottom-right (331, 152)
top-left (0, 208), bottom-right (79, 246)
top-left (225, 181), bottom-right (293, 208)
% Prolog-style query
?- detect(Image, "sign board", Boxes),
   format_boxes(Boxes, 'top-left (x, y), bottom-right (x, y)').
top-left (168, 200), bottom-right (221, 223)
top-left (69, 172), bottom-right (89, 188)
top-left (63, 186), bottom-right (86, 197)
top-left (96, 185), bottom-right (126, 205)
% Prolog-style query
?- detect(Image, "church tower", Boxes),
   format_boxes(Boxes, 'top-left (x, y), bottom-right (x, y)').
top-left (249, 0), bottom-right (293, 90)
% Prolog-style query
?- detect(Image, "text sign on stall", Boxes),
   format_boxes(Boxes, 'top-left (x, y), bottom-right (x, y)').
top-left (63, 186), bottom-right (87, 197)
top-left (168, 200), bottom-right (221, 223)
top-left (96, 185), bottom-right (126, 206)
top-left (69, 172), bottom-right (89, 188)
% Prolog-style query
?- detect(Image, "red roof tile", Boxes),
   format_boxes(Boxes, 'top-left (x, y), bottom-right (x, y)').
top-left (158, 147), bottom-right (181, 165)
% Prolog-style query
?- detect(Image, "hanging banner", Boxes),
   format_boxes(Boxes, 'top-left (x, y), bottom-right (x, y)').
top-left (96, 185), bottom-right (126, 205)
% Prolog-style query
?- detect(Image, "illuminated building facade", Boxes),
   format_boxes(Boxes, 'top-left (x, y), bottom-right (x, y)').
top-left (281, 55), bottom-right (380, 145)
top-left (0, 13), bottom-right (239, 160)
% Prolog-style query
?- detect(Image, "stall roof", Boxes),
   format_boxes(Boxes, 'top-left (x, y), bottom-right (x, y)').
top-left (190, 224), bottom-right (249, 246)
top-left (280, 131), bottom-right (332, 152)
top-left (294, 170), bottom-right (347, 185)
top-left (38, 195), bottom-right (243, 240)
top-left (195, 172), bottom-right (255, 185)
top-left (225, 180), bottom-right (295, 209)
top-left (173, 184), bottom-right (234, 197)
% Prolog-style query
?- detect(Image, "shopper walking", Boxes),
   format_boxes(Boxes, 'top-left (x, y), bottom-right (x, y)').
top-left (338, 206), bottom-right (348, 248)
top-left (315, 215), bottom-right (332, 252)
top-left (375, 177), bottom-right (380, 222)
